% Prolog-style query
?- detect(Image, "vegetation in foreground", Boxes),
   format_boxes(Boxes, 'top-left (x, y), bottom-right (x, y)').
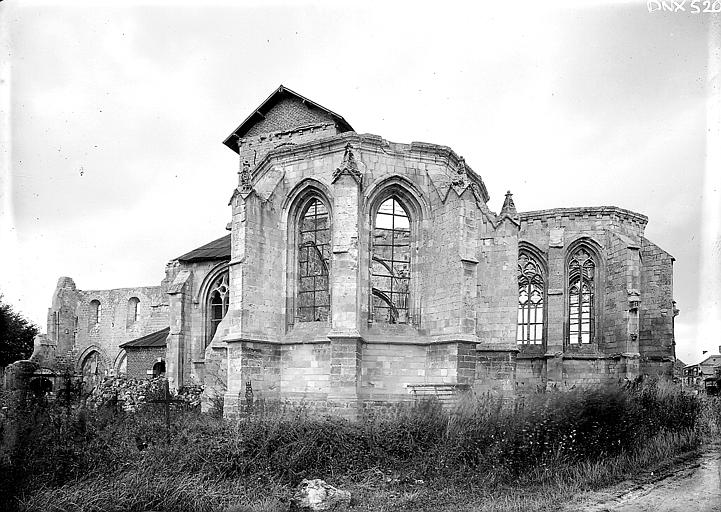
top-left (0, 381), bottom-right (715, 512)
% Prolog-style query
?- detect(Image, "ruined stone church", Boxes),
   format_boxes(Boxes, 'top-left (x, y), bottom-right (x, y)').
top-left (37, 86), bottom-right (678, 415)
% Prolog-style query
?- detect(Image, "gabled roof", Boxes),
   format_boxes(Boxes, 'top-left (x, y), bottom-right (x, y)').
top-left (176, 234), bottom-right (231, 263)
top-left (120, 327), bottom-right (169, 349)
top-left (223, 85), bottom-right (354, 153)
top-left (700, 355), bottom-right (721, 367)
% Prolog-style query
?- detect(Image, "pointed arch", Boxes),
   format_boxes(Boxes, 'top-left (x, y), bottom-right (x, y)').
top-left (196, 262), bottom-right (231, 348)
top-left (113, 349), bottom-right (128, 376)
top-left (365, 178), bottom-right (426, 326)
top-left (206, 271), bottom-right (230, 346)
top-left (285, 182), bottom-right (333, 326)
top-left (565, 237), bottom-right (604, 347)
top-left (370, 197), bottom-right (411, 323)
top-left (77, 346), bottom-right (109, 389)
top-left (517, 243), bottom-right (547, 346)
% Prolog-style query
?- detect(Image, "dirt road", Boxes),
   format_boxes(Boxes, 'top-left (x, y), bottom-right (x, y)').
top-left (574, 444), bottom-right (720, 512)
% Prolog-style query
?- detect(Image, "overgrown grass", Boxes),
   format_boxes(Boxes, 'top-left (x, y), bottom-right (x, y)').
top-left (0, 381), bottom-right (715, 512)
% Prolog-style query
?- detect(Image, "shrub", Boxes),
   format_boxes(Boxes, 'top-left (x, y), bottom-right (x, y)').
top-left (0, 381), bottom-right (703, 512)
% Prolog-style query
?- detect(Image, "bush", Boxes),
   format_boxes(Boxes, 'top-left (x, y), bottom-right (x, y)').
top-left (0, 381), bottom-right (704, 512)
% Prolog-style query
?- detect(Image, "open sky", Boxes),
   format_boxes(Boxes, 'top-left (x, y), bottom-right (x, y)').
top-left (1, 1), bottom-right (719, 364)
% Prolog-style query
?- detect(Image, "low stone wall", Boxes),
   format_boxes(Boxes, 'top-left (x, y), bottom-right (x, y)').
top-left (85, 377), bottom-right (203, 411)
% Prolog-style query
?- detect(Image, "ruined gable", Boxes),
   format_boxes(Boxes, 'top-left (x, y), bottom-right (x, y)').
top-left (244, 96), bottom-right (337, 137)
top-left (223, 85), bottom-right (354, 154)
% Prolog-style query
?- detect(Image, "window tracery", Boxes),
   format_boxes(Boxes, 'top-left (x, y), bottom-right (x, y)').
top-left (568, 247), bottom-right (596, 344)
top-left (517, 253), bottom-right (545, 344)
top-left (207, 272), bottom-right (229, 344)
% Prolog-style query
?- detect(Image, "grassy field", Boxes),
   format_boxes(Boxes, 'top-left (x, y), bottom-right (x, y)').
top-left (0, 381), bottom-right (715, 512)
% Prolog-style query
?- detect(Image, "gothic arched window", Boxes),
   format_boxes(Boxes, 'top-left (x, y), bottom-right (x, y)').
top-left (89, 300), bottom-right (101, 328)
top-left (297, 198), bottom-right (331, 322)
top-left (207, 272), bottom-right (229, 344)
top-left (127, 297), bottom-right (139, 327)
top-left (371, 197), bottom-right (411, 324)
top-left (517, 252), bottom-right (545, 345)
top-left (568, 248), bottom-right (596, 344)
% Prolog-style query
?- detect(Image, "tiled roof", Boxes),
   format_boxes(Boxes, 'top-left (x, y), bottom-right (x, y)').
top-left (120, 327), bottom-right (169, 349)
top-left (700, 355), bottom-right (721, 366)
top-left (176, 234), bottom-right (231, 262)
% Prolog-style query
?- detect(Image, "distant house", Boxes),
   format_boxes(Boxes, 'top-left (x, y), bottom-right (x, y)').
top-left (683, 349), bottom-right (721, 392)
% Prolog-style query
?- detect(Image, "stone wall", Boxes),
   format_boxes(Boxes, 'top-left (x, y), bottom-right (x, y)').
top-left (516, 208), bottom-right (675, 391)
top-left (639, 238), bottom-right (676, 367)
top-left (46, 277), bottom-right (169, 376)
top-left (214, 128), bottom-right (519, 417)
top-left (164, 258), bottom-right (230, 388)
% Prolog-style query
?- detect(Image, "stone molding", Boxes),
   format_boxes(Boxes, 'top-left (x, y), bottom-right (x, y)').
top-left (249, 132), bottom-right (490, 202)
top-left (475, 343), bottom-right (520, 353)
top-left (519, 206), bottom-right (648, 227)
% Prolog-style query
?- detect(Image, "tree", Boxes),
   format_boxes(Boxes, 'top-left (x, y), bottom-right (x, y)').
top-left (0, 295), bottom-right (38, 367)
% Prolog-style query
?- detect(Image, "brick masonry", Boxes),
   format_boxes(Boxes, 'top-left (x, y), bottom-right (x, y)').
top-left (125, 346), bottom-right (166, 380)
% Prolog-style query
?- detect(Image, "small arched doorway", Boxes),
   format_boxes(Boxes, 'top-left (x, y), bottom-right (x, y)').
top-left (152, 359), bottom-right (166, 378)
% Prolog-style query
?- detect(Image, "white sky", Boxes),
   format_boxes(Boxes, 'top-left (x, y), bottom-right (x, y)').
top-left (0, 1), bottom-right (719, 364)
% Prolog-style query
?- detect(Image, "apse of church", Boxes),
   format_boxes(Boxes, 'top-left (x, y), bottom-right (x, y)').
top-left (37, 86), bottom-right (677, 418)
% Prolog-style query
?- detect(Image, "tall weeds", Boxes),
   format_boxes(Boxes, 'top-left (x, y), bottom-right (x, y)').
top-left (0, 382), bottom-right (706, 512)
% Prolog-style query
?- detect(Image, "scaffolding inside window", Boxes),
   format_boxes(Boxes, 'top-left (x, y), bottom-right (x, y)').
top-left (517, 253), bottom-right (544, 344)
top-left (569, 248), bottom-right (595, 344)
top-left (371, 197), bottom-right (410, 324)
top-left (297, 199), bottom-right (330, 322)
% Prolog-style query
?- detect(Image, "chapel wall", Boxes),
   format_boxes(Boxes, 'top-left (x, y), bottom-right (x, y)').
top-left (222, 133), bottom-right (515, 414)
top-left (233, 135), bottom-right (486, 342)
top-left (68, 284), bottom-right (167, 373)
top-left (47, 277), bottom-right (81, 357)
top-left (280, 342), bottom-right (331, 397)
top-left (518, 208), bottom-right (647, 354)
top-left (556, 358), bottom-right (615, 387)
top-left (602, 233), bottom-right (635, 354)
top-left (166, 259), bottom-right (230, 385)
top-left (516, 358), bottom-right (625, 392)
top-left (639, 238), bottom-right (676, 365)
top-left (359, 342), bottom-right (426, 400)
top-left (516, 207), bottom-right (675, 385)
top-left (515, 357), bottom-right (546, 393)
top-left (231, 193), bottom-right (287, 341)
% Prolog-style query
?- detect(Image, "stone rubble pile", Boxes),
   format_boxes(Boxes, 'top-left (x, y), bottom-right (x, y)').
top-left (84, 377), bottom-right (203, 411)
top-left (291, 479), bottom-right (351, 511)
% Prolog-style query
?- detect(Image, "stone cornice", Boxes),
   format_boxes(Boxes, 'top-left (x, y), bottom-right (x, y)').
top-left (517, 351), bottom-right (643, 360)
top-left (519, 207), bottom-right (648, 227)
top-left (475, 343), bottom-right (520, 353)
top-left (248, 132), bottom-right (491, 203)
